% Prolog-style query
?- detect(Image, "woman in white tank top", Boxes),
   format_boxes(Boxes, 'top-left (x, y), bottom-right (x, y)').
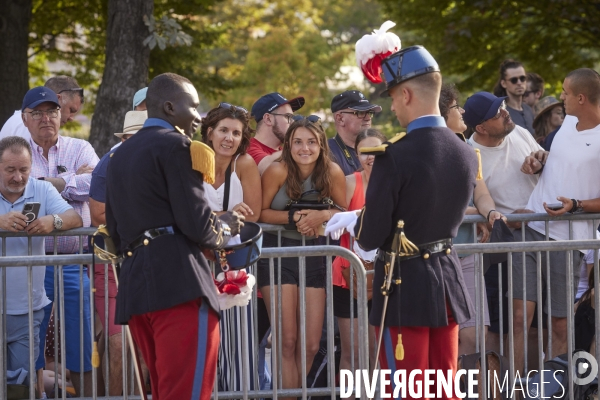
top-left (201, 104), bottom-right (261, 219)
top-left (200, 104), bottom-right (262, 392)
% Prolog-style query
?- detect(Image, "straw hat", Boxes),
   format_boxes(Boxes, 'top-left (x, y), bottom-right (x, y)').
top-left (533, 96), bottom-right (562, 125)
top-left (114, 110), bottom-right (147, 138)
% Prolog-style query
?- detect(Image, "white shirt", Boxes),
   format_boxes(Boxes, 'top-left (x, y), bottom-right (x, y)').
top-left (203, 155), bottom-right (244, 212)
top-left (468, 125), bottom-right (542, 214)
top-left (0, 111), bottom-right (31, 140)
top-left (527, 115), bottom-right (600, 241)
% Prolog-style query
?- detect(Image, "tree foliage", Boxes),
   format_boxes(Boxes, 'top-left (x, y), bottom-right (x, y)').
top-left (190, 0), bottom-right (386, 113)
top-left (377, 0), bottom-right (600, 95)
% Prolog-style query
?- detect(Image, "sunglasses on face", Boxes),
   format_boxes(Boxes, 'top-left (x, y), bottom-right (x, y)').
top-left (507, 75), bottom-right (527, 85)
top-left (218, 102), bottom-right (248, 114)
top-left (339, 110), bottom-right (375, 119)
top-left (483, 101), bottom-right (507, 123)
top-left (58, 88), bottom-right (84, 98)
top-left (292, 114), bottom-right (321, 123)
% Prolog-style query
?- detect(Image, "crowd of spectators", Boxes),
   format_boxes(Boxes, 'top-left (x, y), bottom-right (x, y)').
top-left (0, 59), bottom-right (599, 398)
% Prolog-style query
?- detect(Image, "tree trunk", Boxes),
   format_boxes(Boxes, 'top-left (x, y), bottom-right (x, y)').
top-left (0, 0), bottom-right (32, 126)
top-left (88, 0), bottom-right (153, 156)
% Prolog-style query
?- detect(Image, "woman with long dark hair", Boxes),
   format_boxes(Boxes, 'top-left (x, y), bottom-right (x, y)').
top-left (201, 102), bottom-right (262, 392)
top-left (258, 116), bottom-right (346, 397)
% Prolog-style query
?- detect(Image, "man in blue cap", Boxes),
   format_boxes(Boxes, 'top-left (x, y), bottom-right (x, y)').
top-left (0, 75), bottom-right (85, 140)
top-left (21, 85), bottom-right (99, 397)
top-left (248, 92), bottom-right (304, 174)
top-left (132, 87), bottom-right (148, 111)
top-left (327, 46), bottom-right (478, 398)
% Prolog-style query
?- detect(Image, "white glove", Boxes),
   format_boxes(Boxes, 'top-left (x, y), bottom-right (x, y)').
top-left (324, 211), bottom-right (359, 240)
top-left (353, 241), bottom-right (377, 262)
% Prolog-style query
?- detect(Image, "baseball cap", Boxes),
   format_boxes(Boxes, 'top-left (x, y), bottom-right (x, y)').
top-left (132, 87), bottom-right (148, 110)
top-left (21, 87), bottom-right (60, 111)
top-left (331, 90), bottom-right (382, 113)
top-left (251, 92), bottom-right (305, 123)
top-left (463, 92), bottom-right (507, 128)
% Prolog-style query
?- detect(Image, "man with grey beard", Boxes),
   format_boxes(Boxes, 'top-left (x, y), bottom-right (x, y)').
top-left (248, 92), bottom-right (304, 174)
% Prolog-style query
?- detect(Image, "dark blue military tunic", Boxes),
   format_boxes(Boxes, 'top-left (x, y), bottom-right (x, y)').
top-left (354, 116), bottom-right (478, 328)
top-left (106, 119), bottom-right (226, 324)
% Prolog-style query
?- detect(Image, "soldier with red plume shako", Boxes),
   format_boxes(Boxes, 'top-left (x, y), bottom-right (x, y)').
top-left (325, 24), bottom-right (480, 399)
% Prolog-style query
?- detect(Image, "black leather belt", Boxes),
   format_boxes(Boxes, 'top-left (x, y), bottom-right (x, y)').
top-left (125, 226), bottom-right (179, 256)
top-left (378, 238), bottom-right (453, 263)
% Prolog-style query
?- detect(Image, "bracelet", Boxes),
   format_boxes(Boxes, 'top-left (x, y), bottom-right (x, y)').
top-left (288, 209), bottom-right (296, 225)
top-left (486, 209), bottom-right (496, 222)
top-left (327, 210), bottom-right (332, 221)
top-left (569, 199), bottom-right (578, 213)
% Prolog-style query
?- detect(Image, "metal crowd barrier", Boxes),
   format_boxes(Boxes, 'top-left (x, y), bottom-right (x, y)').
top-left (460, 213), bottom-right (600, 400)
top-left (1, 213), bottom-right (600, 400)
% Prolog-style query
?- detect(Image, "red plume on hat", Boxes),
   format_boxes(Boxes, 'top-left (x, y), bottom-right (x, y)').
top-left (355, 21), bottom-right (401, 84)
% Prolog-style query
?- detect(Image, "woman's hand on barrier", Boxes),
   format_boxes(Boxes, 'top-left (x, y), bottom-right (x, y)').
top-left (295, 209), bottom-right (327, 234)
top-left (543, 196), bottom-right (571, 216)
top-left (477, 222), bottom-right (490, 243)
top-left (232, 202), bottom-right (254, 216)
top-left (1, 211), bottom-right (28, 231)
top-left (25, 215), bottom-right (54, 235)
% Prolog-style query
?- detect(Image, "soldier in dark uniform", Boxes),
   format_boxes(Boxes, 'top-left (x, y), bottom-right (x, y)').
top-left (105, 72), bottom-right (243, 400)
top-left (327, 46), bottom-right (477, 399)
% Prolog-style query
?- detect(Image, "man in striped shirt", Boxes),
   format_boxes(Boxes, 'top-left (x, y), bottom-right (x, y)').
top-left (21, 86), bottom-right (99, 397)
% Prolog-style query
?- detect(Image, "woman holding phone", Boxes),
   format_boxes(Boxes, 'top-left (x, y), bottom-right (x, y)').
top-left (258, 115), bottom-right (346, 397)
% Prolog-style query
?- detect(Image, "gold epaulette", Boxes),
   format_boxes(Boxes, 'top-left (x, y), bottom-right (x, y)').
top-left (360, 132), bottom-right (406, 155)
top-left (175, 126), bottom-right (216, 184)
top-left (474, 148), bottom-right (483, 180)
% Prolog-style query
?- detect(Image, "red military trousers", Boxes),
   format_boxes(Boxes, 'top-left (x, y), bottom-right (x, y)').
top-left (129, 298), bottom-right (219, 400)
top-left (375, 305), bottom-right (459, 400)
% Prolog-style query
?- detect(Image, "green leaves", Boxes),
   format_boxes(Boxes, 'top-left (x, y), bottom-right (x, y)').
top-left (377, 0), bottom-right (600, 96)
top-left (143, 14), bottom-right (193, 50)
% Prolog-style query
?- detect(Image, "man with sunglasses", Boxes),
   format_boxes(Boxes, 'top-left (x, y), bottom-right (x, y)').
top-left (329, 90), bottom-right (382, 175)
top-left (1, 75), bottom-right (85, 140)
top-left (249, 92), bottom-right (304, 174)
top-left (19, 86), bottom-right (99, 396)
top-left (463, 91), bottom-right (545, 372)
top-left (492, 59), bottom-right (535, 135)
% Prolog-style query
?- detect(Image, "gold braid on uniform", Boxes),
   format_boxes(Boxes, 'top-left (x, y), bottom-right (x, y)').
top-left (360, 132), bottom-right (406, 156)
top-left (175, 126), bottom-right (216, 184)
top-left (92, 224), bottom-right (120, 262)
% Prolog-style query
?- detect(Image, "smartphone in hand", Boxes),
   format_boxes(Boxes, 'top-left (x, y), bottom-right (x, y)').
top-left (546, 202), bottom-right (564, 211)
top-left (22, 202), bottom-right (41, 225)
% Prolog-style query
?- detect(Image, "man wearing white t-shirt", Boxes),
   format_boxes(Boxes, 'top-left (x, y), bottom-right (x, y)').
top-left (465, 92), bottom-right (543, 216)
top-left (520, 68), bottom-right (600, 365)
top-left (464, 92), bottom-right (546, 360)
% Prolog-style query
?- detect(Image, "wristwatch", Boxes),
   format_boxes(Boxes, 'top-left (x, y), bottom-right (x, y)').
top-left (52, 214), bottom-right (63, 230)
